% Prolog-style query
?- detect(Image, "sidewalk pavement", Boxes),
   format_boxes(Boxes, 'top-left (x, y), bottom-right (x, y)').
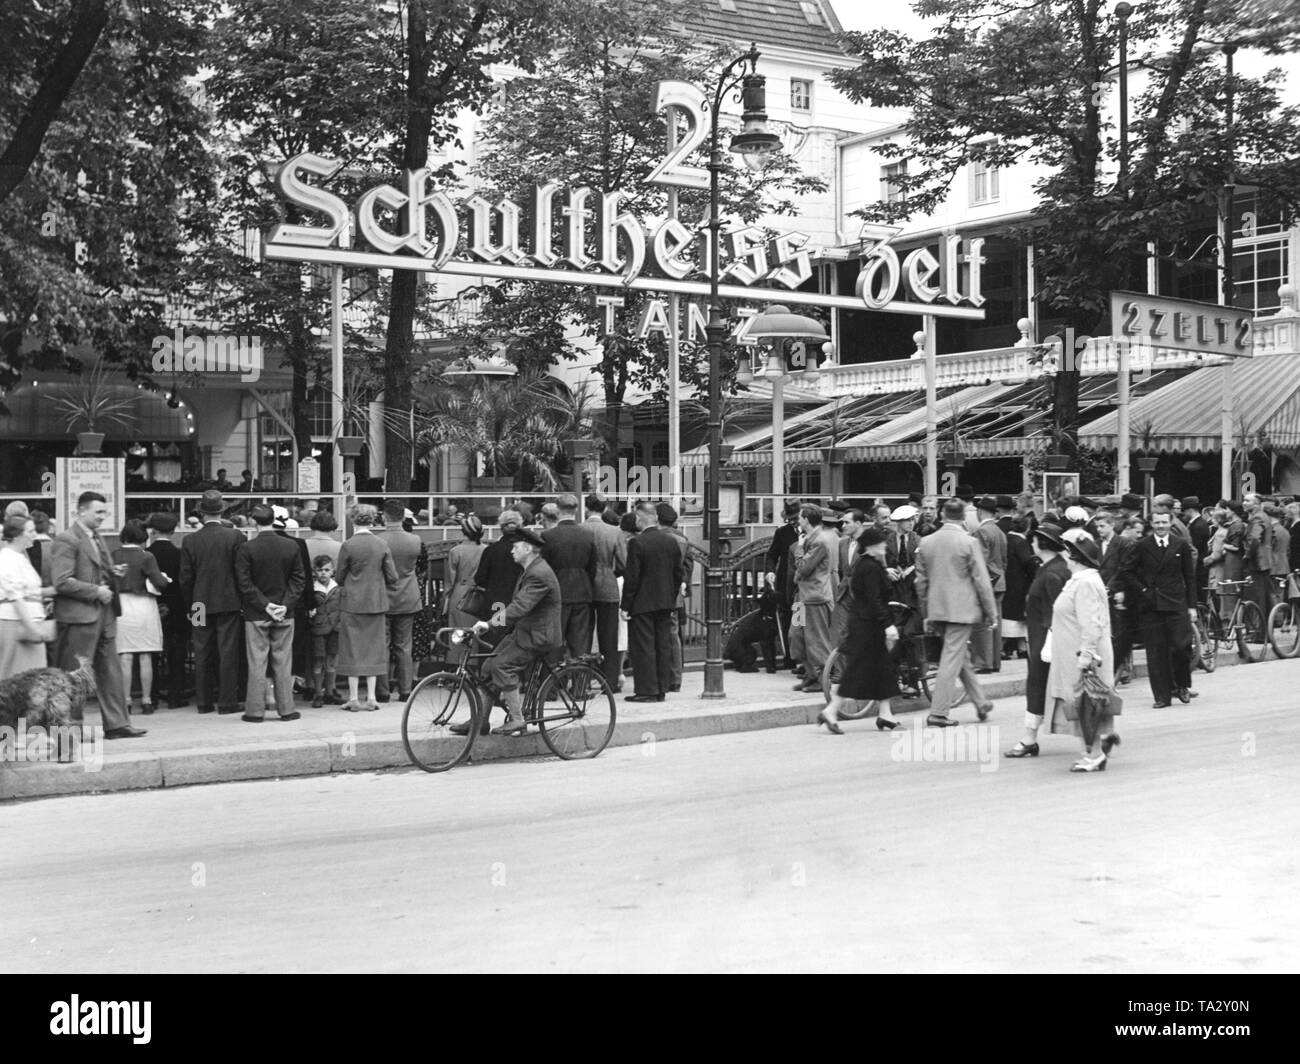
top-left (0, 648), bottom-right (1208, 800)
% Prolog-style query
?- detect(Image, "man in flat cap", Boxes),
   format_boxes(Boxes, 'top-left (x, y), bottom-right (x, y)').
top-left (471, 526), bottom-right (562, 735)
top-left (765, 500), bottom-right (802, 668)
top-left (620, 502), bottom-right (685, 702)
top-left (789, 504), bottom-right (840, 692)
top-left (541, 493), bottom-right (598, 662)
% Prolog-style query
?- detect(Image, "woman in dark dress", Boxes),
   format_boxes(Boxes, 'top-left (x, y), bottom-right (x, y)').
top-left (818, 526), bottom-right (900, 734)
top-left (1000, 515), bottom-right (1039, 659)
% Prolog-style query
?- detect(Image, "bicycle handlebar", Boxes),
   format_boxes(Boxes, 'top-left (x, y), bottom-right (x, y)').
top-left (434, 626), bottom-right (493, 652)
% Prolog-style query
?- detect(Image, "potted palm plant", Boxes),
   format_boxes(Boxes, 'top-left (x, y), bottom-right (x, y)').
top-left (50, 356), bottom-right (139, 455)
top-left (941, 397), bottom-right (970, 469)
top-left (1134, 419), bottom-right (1159, 473)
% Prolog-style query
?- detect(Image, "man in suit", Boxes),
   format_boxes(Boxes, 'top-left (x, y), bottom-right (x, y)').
top-left (1004, 522), bottom-right (1070, 757)
top-left (145, 511), bottom-right (189, 708)
top-left (915, 494), bottom-right (941, 538)
top-left (1285, 500), bottom-right (1300, 533)
top-left (1123, 510), bottom-right (1198, 707)
top-left (995, 494), bottom-right (1016, 536)
top-left (971, 495), bottom-right (1008, 672)
top-left (914, 497), bottom-right (998, 726)
top-left (48, 492), bottom-right (145, 738)
top-left (235, 504), bottom-right (306, 722)
top-left (584, 493), bottom-right (627, 691)
top-left (832, 508), bottom-right (867, 642)
top-left (375, 498), bottom-right (426, 702)
top-left (765, 501), bottom-right (801, 668)
top-left (1243, 492), bottom-right (1275, 618)
top-left (621, 503), bottom-right (685, 703)
top-left (657, 502), bottom-right (692, 692)
top-left (1095, 510), bottom-right (1136, 684)
top-left (180, 489), bottom-right (247, 714)
top-left (541, 494), bottom-right (597, 661)
top-left (1182, 496), bottom-right (1211, 606)
top-left (471, 527), bottom-right (562, 735)
top-left (790, 505), bottom-right (840, 693)
top-left (1153, 493), bottom-right (1191, 541)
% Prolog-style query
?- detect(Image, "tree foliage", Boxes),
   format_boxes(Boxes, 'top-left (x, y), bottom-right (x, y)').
top-left (0, 0), bottom-right (218, 390)
top-left (466, 0), bottom-right (827, 461)
top-left (830, 0), bottom-right (1300, 450)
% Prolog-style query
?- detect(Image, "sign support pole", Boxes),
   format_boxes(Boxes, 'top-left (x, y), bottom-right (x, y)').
top-left (924, 315), bottom-right (938, 497)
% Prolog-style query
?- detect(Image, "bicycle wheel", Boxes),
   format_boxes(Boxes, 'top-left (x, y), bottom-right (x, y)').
top-left (1196, 605), bottom-right (1219, 672)
top-left (401, 672), bottom-right (482, 773)
top-left (1267, 602), bottom-right (1300, 658)
top-left (536, 663), bottom-right (616, 760)
top-left (820, 648), bottom-right (874, 719)
top-left (1235, 600), bottom-right (1267, 663)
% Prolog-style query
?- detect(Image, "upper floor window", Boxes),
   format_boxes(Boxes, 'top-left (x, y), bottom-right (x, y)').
top-left (881, 160), bottom-right (908, 204)
top-left (790, 78), bottom-right (813, 114)
top-left (799, 1), bottom-right (824, 24)
top-left (718, 0), bottom-right (737, 10)
top-left (970, 157), bottom-right (1000, 205)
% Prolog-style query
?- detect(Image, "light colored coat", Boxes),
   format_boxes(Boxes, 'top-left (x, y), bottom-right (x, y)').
top-left (914, 521), bottom-right (997, 625)
top-left (1046, 568), bottom-right (1114, 706)
top-left (793, 526), bottom-right (839, 605)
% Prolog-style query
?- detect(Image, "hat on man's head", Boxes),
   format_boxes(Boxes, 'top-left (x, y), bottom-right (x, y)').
top-left (1063, 505), bottom-right (1090, 526)
top-left (821, 507), bottom-right (842, 523)
top-left (858, 526), bottom-right (890, 549)
top-left (908, 492), bottom-right (923, 505)
top-left (656, 502), bottom-right (678, 526)
top-left (271, 504), bottom-right (289, 529)
top-left (198, 490), bottom-right (226, 515)
top-left (827, 499), bottom-right (851, 512)
top-left (1032, 522), bottom-right (1068, 552)
top-left (515, 526), bottom-right (547, 549)
top-left (995, 494), bottom-right (1014, 510)
top-left (783, 500), bottom-right (802, 518)
top-left (1181, 496), bottom-right (1200, 509)
top-left (1153, 493), bottom-right (1176, 510)
top-left (956, 483), bottom-right (975, 501)
top-left (890, 504), bottom-right (919, 521)
top-left (1120, 493), bottom-right (1144, 512)
top-left (975, 495), bottom-right (998, 513)
top-left (1227, 501), bottom-right (1247, 518)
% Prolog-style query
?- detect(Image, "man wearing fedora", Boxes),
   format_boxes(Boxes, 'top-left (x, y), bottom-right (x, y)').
top-left (470, 526), bottom-right (562, 735)
top-left (765, 500), bottom-right (802, 670)
top-left (181, 489), bottom-right (247, 714)
top-left (1123, 510), bottom-right (1198, 707)
top-left (1182, 497), bottom-right (1211, 605)
top-left (789, 505), bottom-right (840, 693)
top-left (915, 498), bottom-right (998, 726)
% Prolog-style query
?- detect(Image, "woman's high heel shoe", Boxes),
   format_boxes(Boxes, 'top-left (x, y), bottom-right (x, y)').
top-left (876, 716), bottom-right (901, 731)
top-left (1069, 753), bottom-right (1108, 772)
top-left (816, 712), bottom-right (844, 735)
top-left (140, 702), bottom-right (156, 716)
top-left (1004, 741), bottom-right (1040, 758)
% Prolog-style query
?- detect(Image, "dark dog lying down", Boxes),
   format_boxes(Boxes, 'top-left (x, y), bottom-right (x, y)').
top-left (0, 658), bottom-right (95, 732)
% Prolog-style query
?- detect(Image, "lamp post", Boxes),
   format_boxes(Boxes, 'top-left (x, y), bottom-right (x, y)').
top-left (748, 304), bottom-right (830, 505)
top-left (703, 44), bottom-right (782, 698)
top-left (1220, 42), bottom-right (1237, 502)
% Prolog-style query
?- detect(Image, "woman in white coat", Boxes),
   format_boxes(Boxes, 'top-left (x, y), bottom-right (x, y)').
top-left (1046, 533), bottom-right (1118, 773)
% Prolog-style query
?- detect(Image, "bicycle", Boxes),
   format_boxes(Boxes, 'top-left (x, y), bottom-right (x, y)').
top-left (821, 601), bottom-right (965, 717)
top-left (1198, 579), bottom-right (1268, 664)
top-left (1266, 572), bottom-right (1300, 658)
top-left (401, 628), bottom-right (617, 772)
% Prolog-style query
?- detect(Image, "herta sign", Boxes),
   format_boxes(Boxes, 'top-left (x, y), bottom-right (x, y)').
top-left (260, 83), bottom-right (986, 320)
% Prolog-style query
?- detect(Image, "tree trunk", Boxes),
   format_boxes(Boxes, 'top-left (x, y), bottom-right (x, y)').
top-left (287, 311), bottom-right (314, 472)
top-left (380, 0), bottom-right (431, 495)
top-left (0, 0), bottom-right (111, 204)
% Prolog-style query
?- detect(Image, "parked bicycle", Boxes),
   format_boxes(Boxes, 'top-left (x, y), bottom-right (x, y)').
top-left (401, 628), bottom-right (616, 773)
top-left (1198, 579), bottom-right (1268, 665)
top-left (1266, 572), bottom-right (1300, 658)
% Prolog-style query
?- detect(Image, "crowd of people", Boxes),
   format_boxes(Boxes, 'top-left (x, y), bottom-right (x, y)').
top-left (2, 481), bottom-right (1297, 756)
top-left (765, 486), bottom-right (1300, 774)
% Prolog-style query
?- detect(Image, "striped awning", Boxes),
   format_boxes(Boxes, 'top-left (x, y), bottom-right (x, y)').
top-left (1080, 352), bottom-right (1300, 453)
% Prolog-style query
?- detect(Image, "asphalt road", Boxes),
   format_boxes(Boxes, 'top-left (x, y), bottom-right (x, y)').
top-left (4, 659), bottom-right (1298, 973)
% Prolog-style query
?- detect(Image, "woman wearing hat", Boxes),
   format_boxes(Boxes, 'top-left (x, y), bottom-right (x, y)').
top-left (818, 526), bottom-right (900, 733)
top-left (444, 513), bottom-right (487, 662)
top-left (1005, 523), bottom-right (1070, 759)
top-left (334, 503), bottom-right (398, 711)
top-left (1044, 535), bottom-right (1118, 771)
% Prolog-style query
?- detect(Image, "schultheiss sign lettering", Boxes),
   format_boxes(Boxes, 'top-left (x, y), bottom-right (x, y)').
top-left (260, 83), bottom-right (985, 320)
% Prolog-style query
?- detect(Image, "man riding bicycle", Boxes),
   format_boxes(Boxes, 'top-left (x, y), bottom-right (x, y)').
top-left (462, 526), bottom-right (563, 736)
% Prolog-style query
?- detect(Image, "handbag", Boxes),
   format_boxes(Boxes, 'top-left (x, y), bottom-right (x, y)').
top-left (411, 577), bottom-right (439, 664)
top-left (1074, 662), bottom-right (1122, 746)
top-left (458, 585), bottom-right (489, 620)
top-left (19, 617), bottom-right (57, 644)
top-left (1040, 628), bottom-right (1054, 663)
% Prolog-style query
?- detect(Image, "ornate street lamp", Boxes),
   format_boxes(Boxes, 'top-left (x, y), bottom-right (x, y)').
top-left (703, 44), bottom-right (783, 698)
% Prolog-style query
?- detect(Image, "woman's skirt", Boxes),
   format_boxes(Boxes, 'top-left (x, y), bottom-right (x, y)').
top-left (116, 593), bottom-right (163, 653)
top-left (0, 618), bottom-right (49, 678)
top-left (337, 612), bottom-right (388, 676)
top-left (836, 617), bottom-right (900, 701)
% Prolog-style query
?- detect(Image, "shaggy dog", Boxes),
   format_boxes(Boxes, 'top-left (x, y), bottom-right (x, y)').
top-left (0, 658), bottom-right (95, 732)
